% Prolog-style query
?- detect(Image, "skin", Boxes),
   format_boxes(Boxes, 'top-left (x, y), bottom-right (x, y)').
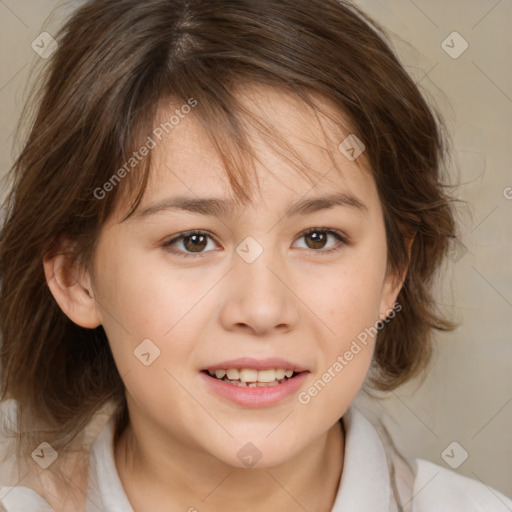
top-left (44, 84), bottom-right (410, 512)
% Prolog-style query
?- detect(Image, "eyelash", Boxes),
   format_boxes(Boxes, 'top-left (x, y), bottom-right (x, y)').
top-left (162, 227), bottom-right (349, 259)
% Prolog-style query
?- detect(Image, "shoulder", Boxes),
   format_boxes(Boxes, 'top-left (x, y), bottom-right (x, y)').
top-left (0, 398), bottom-right (118, 512)
top-left (350, 405), bottom-right (512, 511)
top-left (412, 458), bottom-right (512, 511)
top-left (0, 486), bottom-right (55, 512)
top-left (0, 399), bottom-right (18, 488)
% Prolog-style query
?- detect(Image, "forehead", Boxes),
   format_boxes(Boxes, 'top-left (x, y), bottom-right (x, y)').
top-left (118, 84), bottom-right (380, 222)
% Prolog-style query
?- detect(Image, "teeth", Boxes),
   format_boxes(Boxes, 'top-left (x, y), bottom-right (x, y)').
top-left (226, 369), bottom-right (239, 380)
top-left (206, 367), bottom-right (297, 385)
top-left (239, 369), bottom-right (258, 383)
top-left (257, 369), bottom-right (277, 383)
top-left (229, 379), bottom-right (281, 387)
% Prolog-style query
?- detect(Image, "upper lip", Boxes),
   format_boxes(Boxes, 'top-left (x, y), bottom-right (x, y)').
top-left (202, 357), bottom-right (308, 373)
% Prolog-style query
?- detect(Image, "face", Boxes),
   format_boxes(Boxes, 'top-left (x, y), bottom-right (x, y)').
top-left (83, 85), bottom-right (403, 468)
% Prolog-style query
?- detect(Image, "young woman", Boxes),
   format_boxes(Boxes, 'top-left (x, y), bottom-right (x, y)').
top-left (0, 1), bottom-right (510, 510)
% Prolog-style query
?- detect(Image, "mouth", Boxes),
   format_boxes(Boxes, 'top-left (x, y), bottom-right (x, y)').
top-left (199, 358), bottom-right (309, 407)
top-left (201, 368), bottom-right (303, 387)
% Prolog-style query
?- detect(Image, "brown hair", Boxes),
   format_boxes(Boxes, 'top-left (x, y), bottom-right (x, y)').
top-left (0, 0), bottom-right (457, 468)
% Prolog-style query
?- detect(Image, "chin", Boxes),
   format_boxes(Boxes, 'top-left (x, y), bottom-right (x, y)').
top-left (204, 433), bottom-right (307, 470)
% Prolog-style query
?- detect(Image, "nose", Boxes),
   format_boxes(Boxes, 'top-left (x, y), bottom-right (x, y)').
top-left (218, 247), bottom-right (301, 336)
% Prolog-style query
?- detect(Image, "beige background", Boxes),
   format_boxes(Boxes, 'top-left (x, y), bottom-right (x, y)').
top-left (0, 0), bottom-right (511, 500)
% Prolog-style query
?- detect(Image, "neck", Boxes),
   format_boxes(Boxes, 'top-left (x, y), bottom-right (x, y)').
top-left (115, 409), bottom-right (345, 512)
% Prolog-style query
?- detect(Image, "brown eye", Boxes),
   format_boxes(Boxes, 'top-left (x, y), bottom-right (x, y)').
top-left (304, 230), bottom-right (328, 249)
top-left (163, 230), bottom-right (218, 257)
top-left (294, 228), bottom-right (347, 254)
top-left (182, 233), bottom-right (208, 252)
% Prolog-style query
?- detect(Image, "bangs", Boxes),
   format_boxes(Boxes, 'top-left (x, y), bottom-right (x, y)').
top-left (114, 79), bottom-right (359, 226)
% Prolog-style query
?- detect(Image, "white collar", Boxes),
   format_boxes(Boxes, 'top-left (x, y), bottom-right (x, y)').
top-left (86, 406), bottom-right (395, 512)
top-left (86, 413), bottom-right (134, 512)
top-left (331, 407), bottom-right (393, 511)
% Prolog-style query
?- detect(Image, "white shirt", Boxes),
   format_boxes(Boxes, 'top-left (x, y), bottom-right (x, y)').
top-left (1, 404), bottom-right (511, 511)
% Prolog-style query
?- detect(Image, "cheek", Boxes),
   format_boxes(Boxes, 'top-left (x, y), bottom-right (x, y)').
top-left (91, 248), bottom-right (194, 374)
top-left (297, 264), bottom-right (385, 420)
top-left (326, 276), bottom-right (384, 343)
top-left (307, 238), bottom-right (387, 397)
top-left (94, 245), bottom-right (197, 334)
top-left (321, 281), bottom-right (380, 381)
top-left (93, 257), bottom-right (202, 424)
top-left (321, 250), bottom-right (387, 340)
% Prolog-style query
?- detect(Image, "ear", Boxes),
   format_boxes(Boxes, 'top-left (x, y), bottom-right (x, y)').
top-left (379, 235), bottom-right (414, 320)
top-left (43, 242), bottom-right (102, 329)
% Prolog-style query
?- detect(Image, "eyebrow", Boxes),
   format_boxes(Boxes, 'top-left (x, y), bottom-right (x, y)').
top-left (129, 191), bottom-right (368, 221)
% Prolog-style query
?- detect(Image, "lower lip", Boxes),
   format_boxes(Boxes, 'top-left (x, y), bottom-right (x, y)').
top-left (199, 371), bottom-right (309, 408)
